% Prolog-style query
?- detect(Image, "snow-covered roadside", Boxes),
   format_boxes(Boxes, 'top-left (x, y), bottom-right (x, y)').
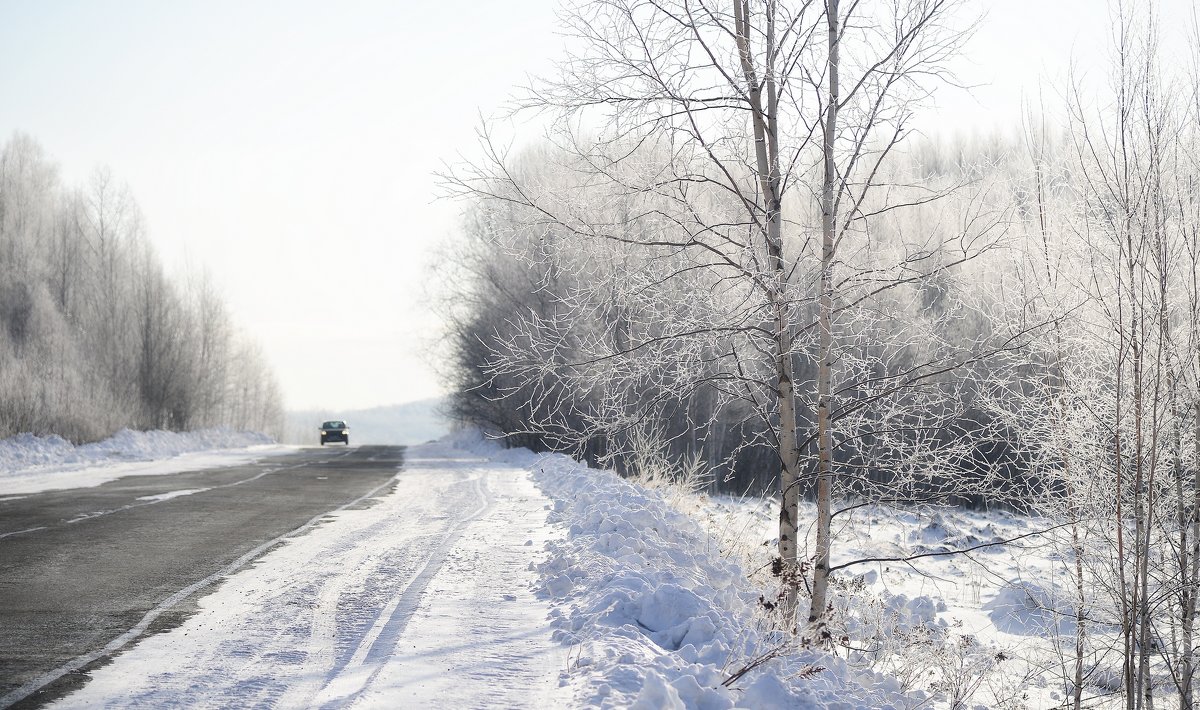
top-left (686, 493), bottom-right (1085, 708)
top-left (0, 429), bottom-right (288, 495)
top-left (41, 430), bottom-right (927, 708)
top-left (463, 437), bottom-right (908, 709)
top-left (468, 430), bottom-right (1093, 709)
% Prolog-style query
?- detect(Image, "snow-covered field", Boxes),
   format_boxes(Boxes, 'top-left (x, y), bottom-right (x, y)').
top-left (16, 429), bottom-right (1095, 708)
top-left (0, 429), bottom-right (289, 495)
top-left (682, 495), bottom-right (1110, 709)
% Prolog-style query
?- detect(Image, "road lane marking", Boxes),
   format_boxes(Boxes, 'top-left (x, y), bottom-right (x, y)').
top-left (135, 488), bottom-right (210, 502)
top-left (0, 526), bottom-right (45, 540)
top-left (0, 452), bottom-right (358, 540)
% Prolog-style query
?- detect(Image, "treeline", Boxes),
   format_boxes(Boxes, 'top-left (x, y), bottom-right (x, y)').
top-left (437, 0), bottom-right (1200, 703)
top-left (0, 133), bottom-right (282, 442)
top-left (438, 141), bottom-right (1021, 499)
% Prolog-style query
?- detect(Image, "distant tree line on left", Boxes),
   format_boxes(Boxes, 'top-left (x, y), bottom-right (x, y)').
top-left (0, 132), bottom-right (283, 442)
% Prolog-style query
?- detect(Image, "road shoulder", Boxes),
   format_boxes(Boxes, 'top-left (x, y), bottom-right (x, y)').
top-left (47, 442), bottom-right (571, 709)
top-left (353, 461), bottom-right (570, 708)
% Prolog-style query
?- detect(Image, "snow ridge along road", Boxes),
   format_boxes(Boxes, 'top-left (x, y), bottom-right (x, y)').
top-left (8, 441), bottom-right (568, 709)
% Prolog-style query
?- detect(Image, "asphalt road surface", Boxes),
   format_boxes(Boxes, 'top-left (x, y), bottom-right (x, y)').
top-left (0, 445), bottom-right (405, 708)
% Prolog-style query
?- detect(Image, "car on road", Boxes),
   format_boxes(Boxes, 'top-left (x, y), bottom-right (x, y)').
top-left (319, 420), bottom-right (350, 446)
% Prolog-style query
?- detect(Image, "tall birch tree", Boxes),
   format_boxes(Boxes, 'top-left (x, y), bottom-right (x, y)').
top-left (445, 0), bottom-right (996, 628)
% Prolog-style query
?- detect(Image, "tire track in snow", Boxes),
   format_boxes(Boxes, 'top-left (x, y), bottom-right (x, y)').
top-left (0, 461), bottom-right (396, 710)
top-left (310, 471), bottom-right (496, 708)
top-left (269, 504), bottom-right (456, 708)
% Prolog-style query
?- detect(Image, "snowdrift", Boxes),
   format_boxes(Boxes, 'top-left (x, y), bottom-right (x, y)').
top-left (0, 428), bottom-right (278, 495)
top-left (447, 430), bottom-right (913, 708)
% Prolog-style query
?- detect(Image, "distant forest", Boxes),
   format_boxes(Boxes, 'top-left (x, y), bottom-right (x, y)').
top-left (0, 132), bottom-right (282, 442)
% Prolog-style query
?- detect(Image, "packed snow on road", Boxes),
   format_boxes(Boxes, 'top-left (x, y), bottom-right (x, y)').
top-left (1, 429), bottom-right (1112, 708)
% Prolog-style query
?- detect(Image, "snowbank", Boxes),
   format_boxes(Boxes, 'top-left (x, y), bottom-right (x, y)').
top-left (466, 436), bottom-right (915, 709)
top-left (983, 580), bottom-right (1076, 637)
top-left (0, 429), bottom-right (282, 495)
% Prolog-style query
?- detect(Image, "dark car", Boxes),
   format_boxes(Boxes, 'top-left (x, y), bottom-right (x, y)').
top-left (319, 420), bottom-right (350, 445)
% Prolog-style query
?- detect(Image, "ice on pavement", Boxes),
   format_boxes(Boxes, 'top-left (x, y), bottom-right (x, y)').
top-left (0, 428), bottom-right (287, 495)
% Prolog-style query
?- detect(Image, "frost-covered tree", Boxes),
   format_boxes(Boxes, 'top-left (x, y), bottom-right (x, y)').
top-left (973, 5), bottom-right (1200, 706)
top-left (0, 132), bottom-right (283, 442)
top-left (441, 0), bottom-right (1029, 629)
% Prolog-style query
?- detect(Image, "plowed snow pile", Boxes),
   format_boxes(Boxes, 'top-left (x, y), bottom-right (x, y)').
top-left (462, 432), bottom-right (908, 708)
top-left (469, 431), bottom-right (1083, 708)
top-left (0, 429), bottom-right (282, 494)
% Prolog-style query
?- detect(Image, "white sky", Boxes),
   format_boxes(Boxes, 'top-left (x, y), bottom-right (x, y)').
top-left (0, 0), bottom-right (1191, 411)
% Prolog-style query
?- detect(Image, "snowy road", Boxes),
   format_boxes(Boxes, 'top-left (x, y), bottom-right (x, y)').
top-left (0, 446), bottom-right (403, 706)
top-left (0, 429), bottom-right (1131, 708)
top-left (0, 442), bottom-right (568, 709)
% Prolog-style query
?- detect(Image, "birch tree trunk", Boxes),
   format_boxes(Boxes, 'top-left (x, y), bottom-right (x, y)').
top-left (733, 0), bottom-right (802, 624)
top-left (809, 0), bottom-right (839, 627)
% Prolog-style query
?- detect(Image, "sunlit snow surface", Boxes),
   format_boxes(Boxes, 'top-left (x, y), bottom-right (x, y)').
top-left (32, 430), bottom-right (1088, 708)
top-left (496, 445), bottom-right (908, 708)
top-left (508, 434), bottom-right (1091, 708)
top-left (0, 429), bottom-right (289, 495)
top-left (686, 495), bottom-right (1095, 709)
